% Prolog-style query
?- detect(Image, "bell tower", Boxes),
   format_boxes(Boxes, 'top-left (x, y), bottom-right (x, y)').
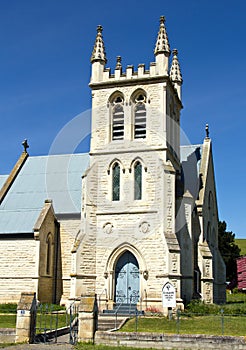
top-left (89, 16), bottom-right (183, 168)
top-left (79, 17), bottom-right (185, 312)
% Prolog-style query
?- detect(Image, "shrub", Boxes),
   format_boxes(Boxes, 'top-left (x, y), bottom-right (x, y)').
top-left (185, 300), bottom-right (221, 315)
top-left (0, 303), bottom-right (17, 313)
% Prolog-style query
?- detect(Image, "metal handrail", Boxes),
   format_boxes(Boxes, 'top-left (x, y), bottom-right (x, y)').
top-left (98, 288), bottom-right (108, 311)
top-left (114, 296), bottom-right (138, 329)
top-left (114, 297), bottom-right (127, 329)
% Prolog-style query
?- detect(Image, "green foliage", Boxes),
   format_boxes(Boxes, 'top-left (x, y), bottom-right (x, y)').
top-left (37, 303), bottom-right (66, 311)
top-left (185, 300), bottom-right (220, 314)
top-left (0, 303), bottom-right (17, 313)
top-left (0, 343), bottom-right (16, 348)
top-left (185, 295), bottom-right (246, 315)
top-left (235, 239), bottom-right (246, 256)
top-left (0, 314), bottom-right (16, 328)
top-left (218, 221), bottom-right (241, 282)
top-left (227, 291), bottom-right (246, 302)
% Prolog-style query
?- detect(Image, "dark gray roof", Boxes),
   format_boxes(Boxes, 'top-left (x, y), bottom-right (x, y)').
top-left (0, 153), bottom-right (89, 234)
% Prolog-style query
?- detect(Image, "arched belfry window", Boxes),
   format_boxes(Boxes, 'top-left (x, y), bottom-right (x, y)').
top-left (112, 95), bottom-right (124, 140)
top-left (112, 162), bottom-right (120, 201)
top-left (134, 161), bottom-right (142, 200)
top-left (134, 93), bottom-right (146, 139)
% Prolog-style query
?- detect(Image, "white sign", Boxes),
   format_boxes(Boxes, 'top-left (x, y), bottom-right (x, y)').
top-left (162, 282), bottom-right (176, 308)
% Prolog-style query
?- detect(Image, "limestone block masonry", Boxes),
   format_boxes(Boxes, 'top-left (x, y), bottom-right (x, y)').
top-left (15, 292), bottom-right (36, 344)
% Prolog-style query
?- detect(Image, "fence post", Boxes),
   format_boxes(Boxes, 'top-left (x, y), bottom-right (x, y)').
top-left (78, 294), bottom-right (98, 343)
top-left (176, 309), bottom-right (181, 334)
top-left (15, 292), bottom-right (37, 344)
top-left (221, 308), bottom-right (224, 335)
top-left (135, 309), bottom-right (138, 332)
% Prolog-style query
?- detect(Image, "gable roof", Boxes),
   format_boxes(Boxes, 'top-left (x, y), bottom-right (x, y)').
top-left (0, 175), bottom-right (8, 189)
top-left (0, 153), bottom-right (89, 234)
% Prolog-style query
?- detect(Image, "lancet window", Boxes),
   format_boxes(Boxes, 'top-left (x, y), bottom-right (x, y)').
top-left (134, 161), bottom-right (142, 200)
top-left (134, 93), bottom-right (146, 139)
top-left (112, 95), bottom-right (124, 140)
top-left (46, 233), bottom-right (52, 275)
top-left (112, 162), bottom-right (120, 201)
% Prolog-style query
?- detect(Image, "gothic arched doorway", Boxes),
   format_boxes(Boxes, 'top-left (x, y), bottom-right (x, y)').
top-left (115, 251), bottom-right (140, 304)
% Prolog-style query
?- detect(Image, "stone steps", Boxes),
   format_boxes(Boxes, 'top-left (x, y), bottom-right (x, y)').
top-left (97, 315), bottom-right (127, 331)
top-left (102, 303), bottom-right (144, 316)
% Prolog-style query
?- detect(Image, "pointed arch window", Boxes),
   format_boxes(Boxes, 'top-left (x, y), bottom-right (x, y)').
top-left (46, 233), bottom-right (52, 275)
top-left (112, 96), bottom-right (124, 140)
top-left (134, 161), bottom-right (142, 200)
top-left (112, 162), bottom-right (120, 201)
top-left (134, 93), bottom-right (146, 139)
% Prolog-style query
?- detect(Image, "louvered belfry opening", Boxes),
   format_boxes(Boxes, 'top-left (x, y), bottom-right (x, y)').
top-left (134, 94), bottom-right (146, 139)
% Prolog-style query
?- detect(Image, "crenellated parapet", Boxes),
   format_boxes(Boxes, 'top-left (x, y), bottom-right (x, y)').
top-left (90, 17), bottom-right (183, 103)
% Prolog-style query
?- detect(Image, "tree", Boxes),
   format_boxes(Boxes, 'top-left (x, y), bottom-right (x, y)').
top-left (218, 221), bottom-right (241, 283)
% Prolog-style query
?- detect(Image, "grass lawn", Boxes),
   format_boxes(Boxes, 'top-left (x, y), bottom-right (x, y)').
top-left (236, 239), bottom-right (246, 256)
top-left (0, 315), bottom-right (16, 328)
top-left (35, 312), bottom-right (69, 332)
top-left (0, 311), bottom-right (68, 330)
top-left (119, 315), bottom-right (246, 337)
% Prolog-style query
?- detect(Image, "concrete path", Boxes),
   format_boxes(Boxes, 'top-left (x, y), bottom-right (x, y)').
top-left (2, 344), bottom-right (74, 350)
top-left (2, 334), bottom-right (74, 349)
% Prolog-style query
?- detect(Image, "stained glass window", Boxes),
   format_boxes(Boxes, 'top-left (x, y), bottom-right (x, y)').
top-left (134, 162), bottom-right (142, 200)
top-left (112, 162), bottom-right (120, 201)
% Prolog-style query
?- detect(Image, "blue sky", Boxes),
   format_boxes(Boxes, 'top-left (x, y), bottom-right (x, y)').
top-left (0, 0), bottom-right (245, 238)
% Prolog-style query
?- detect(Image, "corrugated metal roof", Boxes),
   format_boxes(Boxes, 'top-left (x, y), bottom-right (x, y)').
top-left (180, 145), bottom-right (202, 199)
top-left (0, 175), bottom-right (8, 188)
top-left (0, 153), bottom-right (89, 234)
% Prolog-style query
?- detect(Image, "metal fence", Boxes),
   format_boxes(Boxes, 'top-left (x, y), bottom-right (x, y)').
top-left (34, 303), bottom-right (78, 344)
top-left (132, 310), bottom-right (246, 337)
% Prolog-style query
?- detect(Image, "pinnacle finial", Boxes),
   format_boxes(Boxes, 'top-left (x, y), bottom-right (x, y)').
top-left (154, 15), bottom-right (170, 56)
top-left (91, 24), bottom-right (107, 64)
top-left (170, 49), bottom-right (183, 84)
top-left (115, 56), bottom-right (122, 69)
top-left (22, 139), bottom-right (29, 153)
top-left (205, 124), bottom-right (210, 138)
top-left (97, 25), bottom-right (103, 33)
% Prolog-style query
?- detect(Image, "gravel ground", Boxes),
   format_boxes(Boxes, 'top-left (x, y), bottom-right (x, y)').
top-left (1, 334), bottom-right (74, 349)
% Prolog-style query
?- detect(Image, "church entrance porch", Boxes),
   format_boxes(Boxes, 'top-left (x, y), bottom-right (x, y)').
top-left (115, 251), bottom-right (140, 304)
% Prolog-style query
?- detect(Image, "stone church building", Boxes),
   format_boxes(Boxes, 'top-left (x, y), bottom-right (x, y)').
top-left (0, 17), bottom-right (226, 311)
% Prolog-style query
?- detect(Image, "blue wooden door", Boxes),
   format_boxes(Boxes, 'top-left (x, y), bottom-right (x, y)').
top-left (115, 251), bottom-right (139, 304)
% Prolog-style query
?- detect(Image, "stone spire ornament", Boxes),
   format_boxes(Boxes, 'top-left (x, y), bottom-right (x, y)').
top-left (154, 16), bottom-right (170, 56)
top-left (170, 49), bottom-right (183, 100)
top-left (115, 56), bottom-right (122, 69)
top-left (170, 49), bottom-right (183, 84)
top-left (91, 25), bottom-right (107, 64)
top-left (205, 124), bottom-right (210, 138)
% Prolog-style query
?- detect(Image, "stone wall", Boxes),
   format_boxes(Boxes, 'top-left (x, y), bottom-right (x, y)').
top-left (59, 218), bottom-right (81, 303)
top-left (0, 238), bottom-right (36, 303)
top-left (95, 331), bottom-right (246, 350)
